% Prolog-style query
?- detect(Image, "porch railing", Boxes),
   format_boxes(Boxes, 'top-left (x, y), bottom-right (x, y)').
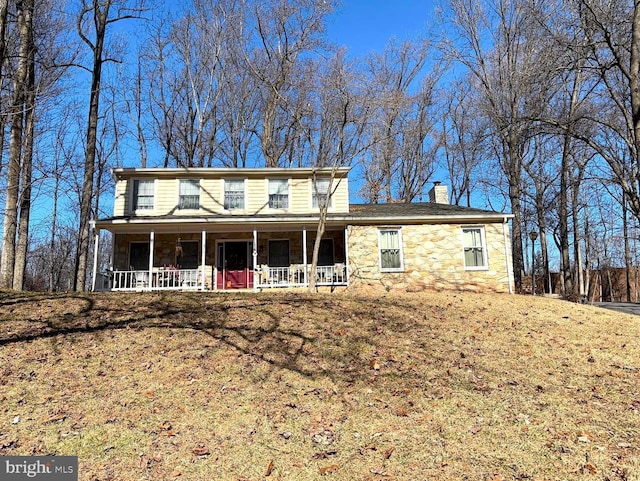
top-left (100, 263), bottom-right (346, 291)
top-left (315, 264), bottom-right (347, 285)
top-left (256, 263), bottom-right (346, 288)
top-left (257, 266), bottom-right (307, 287)
top-left (108, 268), bottom-right (205, 291)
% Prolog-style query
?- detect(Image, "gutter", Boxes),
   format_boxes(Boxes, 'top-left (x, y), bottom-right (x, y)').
top-left (94, 213), bottom-right (515, 231)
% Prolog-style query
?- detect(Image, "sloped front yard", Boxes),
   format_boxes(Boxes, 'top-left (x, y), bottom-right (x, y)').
top-left (0, 290), bottom-right (638, 480)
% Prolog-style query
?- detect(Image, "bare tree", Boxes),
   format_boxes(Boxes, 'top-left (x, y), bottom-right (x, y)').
top-left (440, 0), bottom-right (556, 291)
top-left (306, 51), bottom-right (368, 292)
top-left (12, 24), bottom-right (35, 290)
top-left (239, 0), bottom-right (336, 167)
top-left (74, 0), bottom-right (146, 291)
top-left (0, 0), bottom-right (34, 289)
top-left (217, 42), bottom-right (261, 168)
top-left (565, 1), bottom-right (640, 224)
top-left (362, 38), bottom-right (434, 203)
top-left (438, 77), bottom-right (488, 206)
top-left (145, 1), bottom-right (229, 167)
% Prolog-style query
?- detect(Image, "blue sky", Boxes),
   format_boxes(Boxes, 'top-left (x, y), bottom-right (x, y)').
top-left (326, 0), bottom-right (437, 57)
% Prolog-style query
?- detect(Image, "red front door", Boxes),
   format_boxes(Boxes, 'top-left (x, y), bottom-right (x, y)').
top-left (217, 241), bottom-right (254, 289)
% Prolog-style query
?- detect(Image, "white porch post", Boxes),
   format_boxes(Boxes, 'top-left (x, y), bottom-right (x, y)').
top-left (148, 231), bottom-right (155, 289)
top-left (302, 228), bottom-right (308, 286)
top-left (91, 227), bottom-right (100, 292)
top-left (253, 230), bottom-right (258, 290)
top-left (344, 226), bottom-right (350, 285)
top-left (201, 230), bottom-right (207, 290)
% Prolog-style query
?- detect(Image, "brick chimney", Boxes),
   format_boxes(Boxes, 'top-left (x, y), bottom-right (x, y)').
top-left (428, 181), bottom-right (449, 204)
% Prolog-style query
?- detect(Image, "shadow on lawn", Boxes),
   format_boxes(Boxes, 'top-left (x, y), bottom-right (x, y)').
top-left (0, 291), bottom-right (421, 382)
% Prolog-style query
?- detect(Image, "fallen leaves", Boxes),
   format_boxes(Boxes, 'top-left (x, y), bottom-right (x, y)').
top-left (311, 430), bottom-right (336, 445)
top-left (394, 407), bottom-right (409, 417)
top-left (382, 446), bottom-right (395, 460)
top-left (264, 459), bottom-right (274, 476)
top-left (158, 421), bottom-right (176, 436)
top-left (577, 431), bottom-right (595, 443)
top-left (319, 464), bottom-right (339, 475)
top-left (43, 413), bottom-right (66, 424)
top-left (469, 425), bottom-right (482, 435)
top-left (192, 445), bottom-right (210, 457)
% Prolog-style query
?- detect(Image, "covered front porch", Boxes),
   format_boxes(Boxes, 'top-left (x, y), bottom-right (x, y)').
top-left (91, 224), bottom-right (349, 292)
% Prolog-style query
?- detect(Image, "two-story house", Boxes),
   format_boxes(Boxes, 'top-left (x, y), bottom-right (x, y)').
top-left (90, 167), bottom-right (514, 293)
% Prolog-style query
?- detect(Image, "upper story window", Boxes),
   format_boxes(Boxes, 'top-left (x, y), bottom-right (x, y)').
top-left (268, 179), bottom-right (289, 209)
top-left (312, 178), bottom-right (331, 208)
top-left (224, 179), bottom-right (245, 210)
top-left (132, 179), bottom-right (154, 211)
top-left (179, 179), bottom-right (200, 210)
top-left (379, 229), bottom-right (403, 272)
top-left (462, 227), bottom-right (488, 269)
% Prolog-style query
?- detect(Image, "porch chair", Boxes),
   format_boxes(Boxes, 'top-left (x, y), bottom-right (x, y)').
top-left (133, 271), bottom-right (149, 289)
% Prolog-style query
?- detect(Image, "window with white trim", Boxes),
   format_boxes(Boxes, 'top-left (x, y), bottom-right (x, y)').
top-left (379, 229), bottom-right (403, 271)
top-left (462, 227), bottom-right (488, 269)
top-left (132, 179), bottom-right (154, 211)
top-left (179, 179), bottom-right (200, 210)
top-left (268, 179), bottom-right (289, 209)
top-left (224, 179), bottom-right (245, 209)
top-left (312, 178), bottom-right (331, 208)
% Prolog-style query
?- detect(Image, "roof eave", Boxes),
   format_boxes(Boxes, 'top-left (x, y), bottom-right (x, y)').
top-left (111, 166), bottom-right (351, 180)
top-left (93, 212), bottom-right (514, 230)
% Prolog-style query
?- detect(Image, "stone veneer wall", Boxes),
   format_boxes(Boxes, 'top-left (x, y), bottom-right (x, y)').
top-left (347, 223), bottom-right (513, 293)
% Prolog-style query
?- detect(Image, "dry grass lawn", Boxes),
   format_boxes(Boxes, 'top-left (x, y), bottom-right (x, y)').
top-left (0, 289), bottom-right (638, 481)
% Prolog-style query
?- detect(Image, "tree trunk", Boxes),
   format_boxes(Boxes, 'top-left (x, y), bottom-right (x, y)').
top-left (261, 87), bottom-right (282, 167)
top-left (0, 0), bottom-right (32, 288)
top-left (49, 165), bottom-right (59, 292)
top-left (74, 0), bottom-right (109, 291)
top-left (308, 174), bottom-right (334, 293)
top-left (630, 3), bottom-right (640, 191)
top-left (13, 40), bottom-right (36, 290)
top-left (508, 177), bottom-right (524, 291)
top-left (0, 0), bottom-right (9, 177)
top-left (623, 192), bottom-right (632, 301)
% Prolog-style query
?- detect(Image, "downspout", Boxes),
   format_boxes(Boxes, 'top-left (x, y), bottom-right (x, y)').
top-left (503, 217), bottom-right (513, 294)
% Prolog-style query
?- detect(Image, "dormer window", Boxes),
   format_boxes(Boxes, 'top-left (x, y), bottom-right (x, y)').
top-left (224, 179), bottom-right (245, 210)
top-left (179, 179), bottom-right (200, 210)
top-left (268, 179), bottom-right (289, 209)
top-left (133, 179), bottom-right (154, 211)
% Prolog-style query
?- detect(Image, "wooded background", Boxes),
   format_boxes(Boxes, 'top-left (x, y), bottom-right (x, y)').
top-left (1, 0), bottom-right (639, 297)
